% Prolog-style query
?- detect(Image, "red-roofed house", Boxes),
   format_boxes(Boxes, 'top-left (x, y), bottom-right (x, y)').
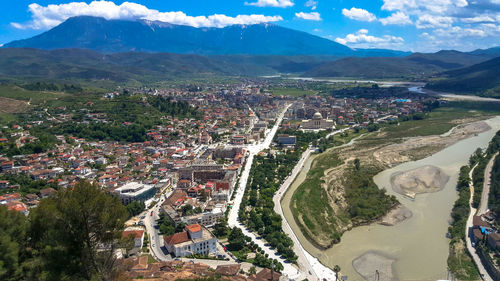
top-left (163, 224), bottom-right (217, 257)
top-left (0, 193), bottom-right (21, 203)
top-left (7, 201), bottom-right (29, 216)
top-left (122, 229), bottom-right (145, 248)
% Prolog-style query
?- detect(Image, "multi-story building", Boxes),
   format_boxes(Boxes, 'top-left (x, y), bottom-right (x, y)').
top-left (113, 182), bottom-right (156, 205)
top-left (163, 224), bottom-right (217, 257)
top-left (301, 112), bottom-right (335, 131)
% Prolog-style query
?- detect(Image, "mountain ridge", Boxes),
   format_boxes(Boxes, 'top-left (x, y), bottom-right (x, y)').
top-left (302, 50), bottom-right (497, 79)
top-left (3, 16), bottom-right (410, 57)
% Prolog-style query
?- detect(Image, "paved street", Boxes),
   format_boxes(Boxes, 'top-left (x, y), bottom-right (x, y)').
top-left (465, 164), bottom-right (493, 281)
top-left (143, 191), bottom-right (172, 262)
top-left (272, 127), bottom-right (353, 281)
top-left (478, 152), bottom-right (499, 215)
top-left (227, 104), bottom-right (305, 279)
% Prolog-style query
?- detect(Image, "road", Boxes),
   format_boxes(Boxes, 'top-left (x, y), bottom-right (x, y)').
top-left (227, 104), bottom-right (304, 279)
top-left (465, 164), bottom-right (493, 281)
top-left (143, 191), bottom-right (173, 262)
top-left (272, 127), bottom-right (353, 281)
top-left (478, 152), bottom-right (499, 215)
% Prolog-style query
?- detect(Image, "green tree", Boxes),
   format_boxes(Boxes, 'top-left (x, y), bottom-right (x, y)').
top-left (126, 201), bottom-right (145, 218)
top-left (28, 181), bottom-right (128, 281)
top-left (354, 158), bottom-right (360, 171)
top-left (227, 228), bottom-right (246, 251)
top-left (0, 206), bottom-right (28, 281)
top-left (333, 265), bottom-right (341, 276)
top-left (181, 204), bottom-right (194, 216)
top-left (249, 266), bottom-right (257, 275)
top-left (213, 219), bottom-right (229, 238)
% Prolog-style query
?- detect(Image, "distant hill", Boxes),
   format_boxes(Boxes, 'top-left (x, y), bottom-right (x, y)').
top-left (303, 50), bottom-right (494, 79)
top-left (468, 47), bottom-right (500, 56)
top-left (0, 48), bottom-right (277, 84)
top-left (426, 57), bottom-right (500, 98)
top-left (3, 16), bottom-right (408, 57)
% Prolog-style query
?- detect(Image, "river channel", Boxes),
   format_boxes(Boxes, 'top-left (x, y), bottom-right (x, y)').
top-left (282, 116), bottom-right (500, 281)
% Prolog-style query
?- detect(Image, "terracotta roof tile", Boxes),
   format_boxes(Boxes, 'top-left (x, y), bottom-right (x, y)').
top-left (164, 231), bottom-right (189, 245)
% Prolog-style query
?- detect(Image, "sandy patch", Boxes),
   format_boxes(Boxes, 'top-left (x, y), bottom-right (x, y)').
top-left (390, 165), bottom-right (450, 199)
top-left (352, 251), bottom-right (396, 281)
top-left (379, 205), bottom-right (412, 226)
top-left (0, 97), bottom-right (29, 113)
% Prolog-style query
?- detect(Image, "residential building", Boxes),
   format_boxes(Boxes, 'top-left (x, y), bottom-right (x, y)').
top-left (163, 224), bottom-right (217, 257)
top-left (122, 229), bottom-right (145, 248)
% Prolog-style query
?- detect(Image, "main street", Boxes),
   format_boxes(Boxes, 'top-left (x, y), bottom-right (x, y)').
top-left (143, 191), bottom-right (172, 262)
top-left (227, 103), bottom-right (304, 279)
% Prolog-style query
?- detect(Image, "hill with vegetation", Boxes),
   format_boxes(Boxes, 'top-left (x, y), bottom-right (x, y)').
top-left (0, 48), bottom-right (278, 85)
top-left (426, 57), bottom-right (500, 98)
top-left (302, 51), bottom-right (493, 79)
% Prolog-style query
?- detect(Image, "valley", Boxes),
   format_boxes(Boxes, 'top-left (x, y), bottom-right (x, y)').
top-left (0, 5), bottom-right (499, 281)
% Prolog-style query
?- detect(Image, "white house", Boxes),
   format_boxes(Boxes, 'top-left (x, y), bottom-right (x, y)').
top-left (163, 224), bottom-right (217, 257)
top-left (122, 229), bottom-right (145, 248)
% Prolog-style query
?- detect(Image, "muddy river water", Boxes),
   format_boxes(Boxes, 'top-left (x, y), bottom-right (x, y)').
top-left (282, 116), bottom-right (500, 281)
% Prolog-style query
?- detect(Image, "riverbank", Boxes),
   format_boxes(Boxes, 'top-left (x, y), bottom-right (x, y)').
top-left (289, 110), bottom-right (492, 249)
top-left (283, 113), bottom-right (500, 280)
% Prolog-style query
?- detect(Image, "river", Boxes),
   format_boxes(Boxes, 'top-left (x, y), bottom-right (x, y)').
top-left (282, 116), bottom-right (500, 281)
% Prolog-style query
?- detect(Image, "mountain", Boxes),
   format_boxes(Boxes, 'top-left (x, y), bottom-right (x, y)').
top-left (303, 50), bottom-right (494, 79)
top-left (468, 46), bottom-right (500, 56)
top-left (0, 48), bottom-right (279, 84)
top-left (425, 56), bottom-right (500, 98)
top-left (3, 16), bottom-right (407, 57)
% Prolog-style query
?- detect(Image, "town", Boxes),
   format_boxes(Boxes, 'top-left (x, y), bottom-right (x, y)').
top-left (0, 82), bottom-right (438, 280)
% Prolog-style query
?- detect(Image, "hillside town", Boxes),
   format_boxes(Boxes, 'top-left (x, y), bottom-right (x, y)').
top-left (0, 83), bottom-right (435, 280)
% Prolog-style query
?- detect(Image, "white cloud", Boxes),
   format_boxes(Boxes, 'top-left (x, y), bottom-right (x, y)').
top-left (416, 15), bottom-right (453, 29)
top-left (305, 0), bottom-right (317, 10)
top-left (461, 15), bottom-right (496, 23)
top-left (379, 11), bottom-right (412, 25)
top-left (295, 12), bottom-right (321, 21)
top-left (245, 0), bottom-right (294, 8)
top-left (435, 26), bottom-right (487, 37)
top-left (11, 1), bottom-right (284, 30)
top-left (334, 29), bottom-right (404, 48)
top-left (382, 0), bottom-right (468, 14)
top-left (342, 7), bottom-right (377, 22)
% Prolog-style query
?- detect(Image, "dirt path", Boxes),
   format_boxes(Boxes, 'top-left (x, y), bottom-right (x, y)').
top-left (478, 152), bottom-right (499, 215)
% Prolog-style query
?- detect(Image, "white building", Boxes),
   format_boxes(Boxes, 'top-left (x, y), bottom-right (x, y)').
top-left (301, 112), bottom-right (335, 131)
top-left (113, 182), bottom-right (156, 205)
top-left (122, 229), bottom-right (145, 248)
top-left (163, 224), bottom-right (217, 257)
top-left (181, 208), bottom-right (224, 227)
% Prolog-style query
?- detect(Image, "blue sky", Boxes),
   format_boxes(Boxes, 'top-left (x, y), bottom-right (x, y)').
top-left (1, 0), bottom-right (500, 52)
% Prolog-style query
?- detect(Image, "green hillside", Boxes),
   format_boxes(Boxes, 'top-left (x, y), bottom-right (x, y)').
top-left (0, 48), bottom-right (275, 86)
top-left (426, 57), bottom-right (500, 98)
top-left (303, 51), bottom-right (492, 79)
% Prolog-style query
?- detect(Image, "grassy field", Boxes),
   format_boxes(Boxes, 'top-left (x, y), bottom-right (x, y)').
top-left (0, 84), bottom-right (68, 105)
top-left (271, 87), bottom-right (316, 97)
top-left (384, 108), bottom-right (495, 139)
top-left (290, 131), bottom-right (363, 247)
top-left (0, 113), bottom-right (18, 124)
